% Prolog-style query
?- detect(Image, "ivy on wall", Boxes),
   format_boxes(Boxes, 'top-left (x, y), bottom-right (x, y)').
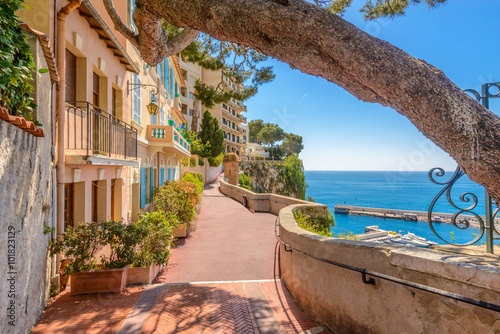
top-left (0, 0), bottom-right (39, 124)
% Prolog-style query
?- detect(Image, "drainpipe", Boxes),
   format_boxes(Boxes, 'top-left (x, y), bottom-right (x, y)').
top-left (56, 0), bottom-right (82, 267)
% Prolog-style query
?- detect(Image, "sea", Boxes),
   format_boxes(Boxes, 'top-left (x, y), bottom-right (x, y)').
top-left (304, 170), bottom-right (490, 245)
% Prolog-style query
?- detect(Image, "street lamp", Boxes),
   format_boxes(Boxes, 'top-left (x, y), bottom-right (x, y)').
top-left (127, 81), bottom-right (159, 115)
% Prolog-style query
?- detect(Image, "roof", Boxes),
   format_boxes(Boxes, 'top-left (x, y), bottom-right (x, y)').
top-left (20, 24), bottom-right (59, 83)
top-left (78, 0), bottom-right (139, 74)
top-left (172, 55), bottom-right (187, 87)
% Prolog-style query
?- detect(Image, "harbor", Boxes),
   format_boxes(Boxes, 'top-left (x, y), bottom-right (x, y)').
top-left (334, 204), bottom-right (483, 228)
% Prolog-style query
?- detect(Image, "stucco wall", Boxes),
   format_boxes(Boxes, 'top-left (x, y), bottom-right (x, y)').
top-left (279, 204), bottom-right (500, 333)
top-left (205, 164), bottom-right (223, 184)
top-left (0, 34), bottom-right (54, 334)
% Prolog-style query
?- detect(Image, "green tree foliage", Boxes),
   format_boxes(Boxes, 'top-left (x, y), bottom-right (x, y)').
top-left (327, 0), bottom-right (446, 20)
top-left (280, 154), bottom-right (308, 200)
top-left (293, 209), bottom-right (335, 237)
top-left (281, 133), bottom-right (304, 157)
top-left (164, 23), bottom-right (275, 108)
top-left (239, 174), bottom-right (252, 190)
top-left (258, 123), bottom-right (285, 159)
top-left (0, 0), bottom-right (39, 123)
top-left (248, 119), bottom-right (265, 144)
top-left (197, 110), bottom-right (224, 159)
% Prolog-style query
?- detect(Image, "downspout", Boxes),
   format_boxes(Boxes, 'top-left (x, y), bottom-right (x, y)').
top-left (56, 0), bottom-right (82, 267)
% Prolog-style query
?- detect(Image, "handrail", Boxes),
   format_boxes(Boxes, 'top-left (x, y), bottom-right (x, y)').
top-left (277, 217), bottom-right (500, 313)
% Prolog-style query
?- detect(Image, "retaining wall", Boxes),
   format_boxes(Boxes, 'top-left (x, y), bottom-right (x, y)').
top-left (220, 181), bottom-right (500, 333)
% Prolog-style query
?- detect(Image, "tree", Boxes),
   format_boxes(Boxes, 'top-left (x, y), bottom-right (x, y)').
top-left (258, 124), bottom-right (285, 159)
top-left (197, 111), bottom-right (224, 159)
top-left (248, 119), bottom-right (265, 144)
top-left (104, 0), bottom-right (500, 205)
top-left (281, 133), bottom-right (304, 157)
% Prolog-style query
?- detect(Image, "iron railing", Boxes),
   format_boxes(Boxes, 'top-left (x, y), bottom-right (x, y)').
top-left (65, 101), bottom-right (137, 160)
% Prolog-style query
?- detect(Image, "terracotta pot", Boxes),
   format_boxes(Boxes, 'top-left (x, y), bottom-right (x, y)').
top-left (172, 225), bottom-right (188, 238)
top-left (127, 264), bottom-right (163, 285)
top-left (70, 265), bottom-right (129, 295)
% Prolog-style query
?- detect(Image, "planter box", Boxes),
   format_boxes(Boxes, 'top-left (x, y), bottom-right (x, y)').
top-left (127, 264), bottom-right (163, 285)
top-left (70, 265), bottom-right (129, 295)
top-left (172, 225), bottom-right (188, 238)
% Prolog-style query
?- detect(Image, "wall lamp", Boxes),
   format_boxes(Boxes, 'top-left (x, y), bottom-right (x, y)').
top-left (127, 81), bottom-right (160, 115)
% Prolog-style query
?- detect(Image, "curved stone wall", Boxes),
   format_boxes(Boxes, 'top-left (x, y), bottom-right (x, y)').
top-left (279, 204), bottom-right (500, 333)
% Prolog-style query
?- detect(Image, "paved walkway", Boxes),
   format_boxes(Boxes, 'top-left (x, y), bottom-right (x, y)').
top-left (32, 178), bottom-right (330, 334)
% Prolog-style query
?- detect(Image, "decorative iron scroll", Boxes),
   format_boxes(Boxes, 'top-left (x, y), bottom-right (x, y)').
top-left (427, 166), bottom-right (486, 245)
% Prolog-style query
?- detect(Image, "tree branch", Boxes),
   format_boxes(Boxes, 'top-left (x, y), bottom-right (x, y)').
top-left (165, 28), bottom-right (200, 56)
top-left (102, 0), bottom-right (139, 48)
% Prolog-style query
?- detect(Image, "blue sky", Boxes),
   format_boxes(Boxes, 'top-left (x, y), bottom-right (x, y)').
top-left (245, 1), bottom-right (500, 171)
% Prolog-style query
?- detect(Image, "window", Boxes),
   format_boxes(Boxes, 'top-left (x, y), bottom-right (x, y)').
top-left (65, 50), bottom-right (76, 103)
top-left (164, 59), bottom-right (169, 93)
top-left (128, 0), bottom-right (136, 31)
top-left (170, 68), bottom-right (174, 96)
top-left (132, 74), bottom-right (141, 123)
top-left (222, 103), bottom-right (227, 110)
top-left (232, 134), bottom-right (235, 142)
top-left (93, 72), bottom-right (99, 106)
top-left (222, 117), bottom-right (226, 125)
top-left (157, 61), bottom-right (163, 85)
top-left (189, 108), bottom-right (193, 116)
top-left (237, 137), bottom-right (240, 143)
top-left (64, 183), bottom-right (73, 231)
top-left (160, 106), bottom-right (165, 125)
top-left (189, 92), bottom-right (194, 100)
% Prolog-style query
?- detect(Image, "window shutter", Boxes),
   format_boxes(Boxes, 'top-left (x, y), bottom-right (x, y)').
top-left (140, 167), bottom-right (146, 208)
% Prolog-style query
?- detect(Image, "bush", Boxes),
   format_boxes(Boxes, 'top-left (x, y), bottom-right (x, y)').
top-left (49, 222), bottom-right (103, 276)
top-left (181, 157), bottom-right (189, 166)
top-left (293, 210), bottom-right (335, 237)
top-left (183, 172), bottom-right (204, 198)
top-left (198, 158), bottom-right (205, 166)
top-left (0, 1), bottom-right (39, 123)
top-left (99, 220), bottom-right (146, 269)
top-left (208, 152), bottom-right (224, 167)
top-left (192, 172), bottom-right (204, 184)
top-left (239, 174), bottom-right (252, 190)
top-left (153, 180), bottom-right (199, 224)
top-left (190, 157), bottom-right (196, 167)
top-left (132, 211), bottom-right (175, 267)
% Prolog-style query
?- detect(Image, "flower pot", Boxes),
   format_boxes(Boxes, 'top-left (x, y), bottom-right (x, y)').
top-left (172, 225), bottom-right (188, 238)
top-left (70, 265), bottom-right (129, 295)
top-left (168, 120), bottom-right (174, 126)
top-left (127, 264), bottom-right (163, 285)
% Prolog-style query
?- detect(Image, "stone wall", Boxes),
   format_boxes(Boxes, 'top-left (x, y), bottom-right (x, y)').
top-left (279, 204), bottom-right (500, 333)
top-left (221, 181), bottom-right (500, 333)
top-left (0, 34), bottom-right (54, 334)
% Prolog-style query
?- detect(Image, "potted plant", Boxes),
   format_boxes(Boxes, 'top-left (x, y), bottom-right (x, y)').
top-left (50, 220), bottom-right (143, 295)
top-left (127, 211), bottom-right (174, 285)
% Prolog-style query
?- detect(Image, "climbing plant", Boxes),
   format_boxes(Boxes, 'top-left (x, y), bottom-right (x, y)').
top-left (0, 0), bottom-right (39, 123)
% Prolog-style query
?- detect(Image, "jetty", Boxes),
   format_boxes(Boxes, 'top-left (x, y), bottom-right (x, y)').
top-left (334, 204), bottom-right (481, 227)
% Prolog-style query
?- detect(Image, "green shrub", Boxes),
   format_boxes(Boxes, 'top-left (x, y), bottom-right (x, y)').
top-left (293, 210), bottom-right (335, 237)
top-left (0, 0), bottom-right (39, 123)
top-left (198, 158), bottom-right (205, 166)
top-left (181, 157), bottom-right (189, 166)
top-left (191, 172), bottom-right (204, 184)
top-left (132, 211), bottom-right (175, 267)
top-left (208, 152), bottom-right (224, 167)
top-left (153, 180), bottom-right (199, 224)
top-left (49, 222), bottom-right (103, 276)
top-left (190, 157), bottom-right (196, 167)
top-left (183, 172), bottom-right (204, 197)
top-left (239, 174), bottom-right (252, 190)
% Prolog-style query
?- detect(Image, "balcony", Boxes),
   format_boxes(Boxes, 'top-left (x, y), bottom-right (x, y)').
top-left (146, 124), bottom-right (191, 158)
top-left (65, 102), bottom-right (138, 166)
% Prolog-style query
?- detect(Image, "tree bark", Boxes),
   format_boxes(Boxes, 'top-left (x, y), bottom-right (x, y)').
top-left (122, 0), bottom-right (500, 203)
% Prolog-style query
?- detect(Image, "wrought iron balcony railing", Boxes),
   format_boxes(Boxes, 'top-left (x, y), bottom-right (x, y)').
top-left (65, 102), bottom-right (137, 160)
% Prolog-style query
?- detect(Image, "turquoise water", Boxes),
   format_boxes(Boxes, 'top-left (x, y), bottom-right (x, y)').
top-left (304, 170), bottom-right (488, 245)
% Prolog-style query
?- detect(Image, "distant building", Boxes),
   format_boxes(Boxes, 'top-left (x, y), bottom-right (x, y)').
top-left (246, 143), bottom-right (270, 160)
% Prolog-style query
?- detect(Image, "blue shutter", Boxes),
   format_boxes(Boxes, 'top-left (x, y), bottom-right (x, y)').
top-left (164, 59), bottom-right (169, 89)
top-left (170, 68), bottom-right (174, 96)
top-left (173, 168), bottom-right (176, 181)
top-left (150, 167), bottom-right (154, 201)
top-left (167, 168), bottom-right (171, 181)
top-left (160, 168), bottom-right (165, 185)
top-left (140, 167), bottom-right (146, 209)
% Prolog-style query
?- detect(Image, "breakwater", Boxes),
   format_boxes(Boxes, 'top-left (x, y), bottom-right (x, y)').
top-left (334, 204), bottom-right (481, 226)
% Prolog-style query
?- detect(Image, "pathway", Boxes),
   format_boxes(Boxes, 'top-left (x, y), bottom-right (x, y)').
top-left (32, 177), bottom-right (330, 334)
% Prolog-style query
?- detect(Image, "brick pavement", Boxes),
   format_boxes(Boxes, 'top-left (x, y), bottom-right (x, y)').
top-left (31, 178), bottom-right (331, 333)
